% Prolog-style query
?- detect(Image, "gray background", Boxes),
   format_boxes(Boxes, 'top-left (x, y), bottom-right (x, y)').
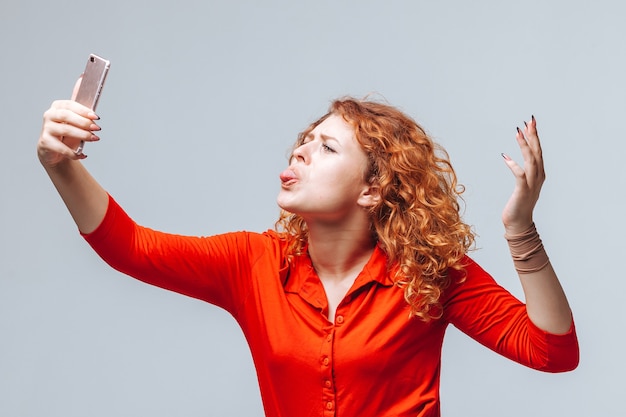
top-left (1, 0), bottom-right (622, 415)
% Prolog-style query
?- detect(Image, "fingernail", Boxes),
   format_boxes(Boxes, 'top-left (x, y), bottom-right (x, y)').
top-left (501, 153), bottom-right (511, 161)
top-left (531, 115), bottom-right (535, 122)
top-left (523, 121), bottom-right (528, 128)
top-left (90, 124), bottom-right (101, 131)
top-left (91, 135), bottom-right (100, 141)
top-left (516, 127), bottom-right (521, 134)
top-left (88, 111), bottom-right (100, 120)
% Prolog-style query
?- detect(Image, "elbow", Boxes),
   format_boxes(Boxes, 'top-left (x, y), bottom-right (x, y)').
top-left (541, 338), bottom-right (580, 373)
top-left (550, 348), bottom-right (580, 373)
top-left (531, 316), bottom-right (580, 373)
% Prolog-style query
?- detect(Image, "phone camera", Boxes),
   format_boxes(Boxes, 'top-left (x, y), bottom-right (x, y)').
top-left (90, 56), bottom-right (95, 62)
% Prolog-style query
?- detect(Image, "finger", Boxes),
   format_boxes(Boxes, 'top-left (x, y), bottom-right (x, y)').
top-left (515, 127), bottom-right (536, 167)
top-left (521, 116), bottom-right (546, 178)
top-left (71, 75), bottom-right (83, 101)
top-left (522, 115), bottom-right (542, 154)
top-left (514, 127), bottom-right (545, 188)
top-left (44, 103), bottom-right (101, 143)
top-left (38, 131), bottom-right (88, 162)
top-left (45, 106), bottom-right (101, 133)
top-left (41, 106), bottom-right (100, 157)
top-left (47, 121), bottom-right (100, 143)
top-left (49, 99), bottom-right (100, 121)
top-left (501, 153), bottom-right (527, 183)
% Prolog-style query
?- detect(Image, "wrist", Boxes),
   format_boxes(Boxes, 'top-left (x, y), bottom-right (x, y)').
top-left (505, 223), bottom-right (550, 274)
top-left (503, 219), bottom-right (534, 236)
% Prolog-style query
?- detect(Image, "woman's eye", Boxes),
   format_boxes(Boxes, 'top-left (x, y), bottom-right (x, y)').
top-left (322, 143), bottom-right (335, 153)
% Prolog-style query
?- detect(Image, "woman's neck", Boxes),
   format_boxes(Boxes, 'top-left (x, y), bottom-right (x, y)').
top-left (306, 220), bottom-right (376, 282)
top-left (305, 220), bottom-right (376, 322)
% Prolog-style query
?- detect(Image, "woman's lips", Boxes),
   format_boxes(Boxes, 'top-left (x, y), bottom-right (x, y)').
top-left (279, 169), bottom-right (298, 186)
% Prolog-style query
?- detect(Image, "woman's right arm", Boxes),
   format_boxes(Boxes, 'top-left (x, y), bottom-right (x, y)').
top-left (38, 79), bottom-right (109, 234)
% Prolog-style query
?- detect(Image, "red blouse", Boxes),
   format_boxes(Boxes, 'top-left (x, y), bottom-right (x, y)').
top-left (83, 195), bottom-right (578, 417)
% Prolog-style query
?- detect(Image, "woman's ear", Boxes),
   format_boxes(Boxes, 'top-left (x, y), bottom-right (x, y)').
top-left (357, 183), bottom-right (381, 208)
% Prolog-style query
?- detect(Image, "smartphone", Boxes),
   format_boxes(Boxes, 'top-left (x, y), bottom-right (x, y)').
top-left (74, 53), bottom-right (110, 154)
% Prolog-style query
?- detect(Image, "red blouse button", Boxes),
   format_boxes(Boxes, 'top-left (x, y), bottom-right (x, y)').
top-left (326, 401), bottom-right (333, 410)
top-left (336, 315), bottom-right (344, 324)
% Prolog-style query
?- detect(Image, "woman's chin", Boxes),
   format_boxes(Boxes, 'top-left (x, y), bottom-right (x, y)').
top-left (276, 195), bottom-right (294, 213)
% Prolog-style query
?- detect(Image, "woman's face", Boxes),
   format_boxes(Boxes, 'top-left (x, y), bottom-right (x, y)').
top-left (277, 114), bottom-right (375, 223)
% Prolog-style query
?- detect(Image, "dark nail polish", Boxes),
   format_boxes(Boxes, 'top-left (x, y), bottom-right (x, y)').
top-left (531, 115), bottom-right (535, 122)
top-left (524, 121), bottom-right (528, 128)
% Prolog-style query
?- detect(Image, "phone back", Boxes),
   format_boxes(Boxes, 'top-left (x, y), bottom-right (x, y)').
top-left (74, 54), bottom-right (110, 110)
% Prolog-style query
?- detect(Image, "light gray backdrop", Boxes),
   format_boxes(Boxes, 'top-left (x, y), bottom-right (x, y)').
top-left (1, 0), bottom-right (622, 415)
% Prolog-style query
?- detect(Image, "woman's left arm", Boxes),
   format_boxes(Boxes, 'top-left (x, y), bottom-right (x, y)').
top-left (501, 116), bottom-right (573, 334)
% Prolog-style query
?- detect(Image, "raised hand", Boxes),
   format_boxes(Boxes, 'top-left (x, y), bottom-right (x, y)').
top-left (37, 77), bottom-right (101, 167)
top-left (501, 116), bottom-right (546, 235)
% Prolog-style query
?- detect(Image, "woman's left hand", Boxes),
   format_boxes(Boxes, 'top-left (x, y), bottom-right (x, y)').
top-left (501, 116), bottom-right (545, 235)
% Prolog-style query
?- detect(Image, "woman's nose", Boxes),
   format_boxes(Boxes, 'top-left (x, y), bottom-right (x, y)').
top-left (291, 142), bottom-right (309, 163)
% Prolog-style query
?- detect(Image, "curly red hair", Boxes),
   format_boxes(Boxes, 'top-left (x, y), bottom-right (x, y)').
top-left (276, 97), bottom-right (475, 321)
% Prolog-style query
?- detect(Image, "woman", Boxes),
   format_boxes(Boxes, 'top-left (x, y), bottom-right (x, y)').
top-left (38, 79), bottom-right (578, 417)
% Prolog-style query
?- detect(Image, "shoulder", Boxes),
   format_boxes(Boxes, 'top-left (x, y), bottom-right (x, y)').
top-left (442, 255), bottom-right (524, 322)
top-left (216, 229), bottom-right (290, 263)
top-left (449, 255), bottom-right (492, 283)
top-left (442, 255), bottom-right (502, 302)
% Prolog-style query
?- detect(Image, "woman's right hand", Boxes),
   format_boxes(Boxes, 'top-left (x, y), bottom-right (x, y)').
top-left (37, 77), bottom-right (102, 168)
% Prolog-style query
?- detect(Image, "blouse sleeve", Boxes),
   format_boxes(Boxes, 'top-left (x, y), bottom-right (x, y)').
top-left (81, 194), bottom-right (280, 314)
top-left (442, 256), bottom-right (579, 372)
